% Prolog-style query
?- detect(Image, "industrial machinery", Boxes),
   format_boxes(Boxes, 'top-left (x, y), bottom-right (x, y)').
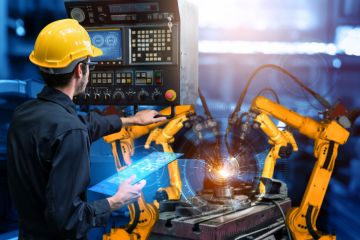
top-left (250, 112), bottom-right (298, 196)
top-left (102, 105), bottom-right (195, 239)
top-left (63, 1), bottom-right (357, 238)
top-left (227, 64), bottom-right (355, 240)
top-left (64, 0), bottom-right (198, 106)
top-left (150, 89), bottom-right (291, 240)
top-left (247, 96), bottom-right (349, 240)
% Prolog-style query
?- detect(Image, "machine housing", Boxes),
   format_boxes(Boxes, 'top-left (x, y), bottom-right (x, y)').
top-left (65, 0), bottom-right (198, 106)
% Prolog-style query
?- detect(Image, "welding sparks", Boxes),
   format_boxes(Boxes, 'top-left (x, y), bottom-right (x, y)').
top-left (218, 168), bottom-right (233, 179)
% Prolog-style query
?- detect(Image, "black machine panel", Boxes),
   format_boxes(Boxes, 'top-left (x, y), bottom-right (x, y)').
top-left (65, 0), bottom-right (184, 106)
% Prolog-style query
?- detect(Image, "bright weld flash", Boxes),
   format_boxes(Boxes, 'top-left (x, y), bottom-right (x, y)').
top-left (218, 168), bottom-right (231, 178)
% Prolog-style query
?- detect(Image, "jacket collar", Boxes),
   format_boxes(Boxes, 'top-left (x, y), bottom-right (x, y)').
top-left (37, 86), bottom-right (77, 114)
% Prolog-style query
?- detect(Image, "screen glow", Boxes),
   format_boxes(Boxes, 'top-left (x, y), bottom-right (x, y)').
top-left (88, 29), bottom-right (122, 61)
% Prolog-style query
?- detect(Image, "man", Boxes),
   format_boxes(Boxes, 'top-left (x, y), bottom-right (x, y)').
top-left (7, 19), bottom-right (166, 239)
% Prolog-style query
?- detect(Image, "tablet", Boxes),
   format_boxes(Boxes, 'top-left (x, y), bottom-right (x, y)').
top-left (89, 151), bottom-right (183, 196)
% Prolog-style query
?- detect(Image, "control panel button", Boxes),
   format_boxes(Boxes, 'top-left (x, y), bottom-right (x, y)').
top-left (130, 27), bottom-right (174, 64)
top-left (115, 71), bottom-right (132, 85)
top-left (135, 70), bottom-right (153, 85)
top-left (164, 89), bottom-right (176, 102)
top-left (90, 71), bottom-right (113, 85)
top-left (98, 13), bottom-right (107, 23)
top-left (154, 71), bottom-right (162, 85)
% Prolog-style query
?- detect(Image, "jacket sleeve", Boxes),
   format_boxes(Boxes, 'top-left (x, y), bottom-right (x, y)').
top-left (44, 129), bottom-right (112, 239)
top-left (79, 112), bottom-right (122, 143)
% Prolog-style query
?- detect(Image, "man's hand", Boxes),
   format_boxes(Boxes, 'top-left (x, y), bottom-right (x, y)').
top-left (121, 110), bottom-right (167, 126)
top-left (107, 175), bottom-right (146, 211)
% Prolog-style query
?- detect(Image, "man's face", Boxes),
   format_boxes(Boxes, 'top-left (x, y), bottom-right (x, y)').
top-left (75, 63), bottom-right (89, 95)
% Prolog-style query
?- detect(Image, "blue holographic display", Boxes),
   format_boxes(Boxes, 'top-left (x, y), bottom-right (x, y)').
top-left (89, 152), bottom-right (183, 196)
top-left (88, 29), bottom-right (122, 61)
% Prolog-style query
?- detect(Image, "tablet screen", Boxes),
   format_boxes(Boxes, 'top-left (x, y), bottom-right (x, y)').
top-left (89, 152), bottom-right (183, 196)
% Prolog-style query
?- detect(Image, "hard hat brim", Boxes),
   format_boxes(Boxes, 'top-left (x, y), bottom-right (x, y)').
top-left (91, 45), bottom-right (103, 57)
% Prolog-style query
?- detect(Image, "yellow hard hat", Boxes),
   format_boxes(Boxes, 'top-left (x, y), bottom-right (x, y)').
top-left (29, 19), bottom-right (102, 71)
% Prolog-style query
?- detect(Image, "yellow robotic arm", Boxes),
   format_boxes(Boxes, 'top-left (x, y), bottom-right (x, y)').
top-left (145, 114), bottom-right (189, 203)
top-left (253, 113), bottom-right (298, 195)
top-left (102, 105), bottom-right (195, 240)
top-left (104, 105), bottom-right (194, 169)
top-left (250, 96), bottom-right (349, 240)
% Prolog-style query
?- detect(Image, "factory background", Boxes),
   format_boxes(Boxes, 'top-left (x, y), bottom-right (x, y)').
top-left (0, 0), bottom-right (360, 239)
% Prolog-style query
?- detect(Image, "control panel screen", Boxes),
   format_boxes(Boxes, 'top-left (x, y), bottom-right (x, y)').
top-left (109, 2), bottom-right (159, 14)
top-left (88, 29), bottom-right (122, 61)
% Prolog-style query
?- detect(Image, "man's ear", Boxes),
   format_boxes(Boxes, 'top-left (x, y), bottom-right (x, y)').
top-left (74, 63), bottom-right (83, 79)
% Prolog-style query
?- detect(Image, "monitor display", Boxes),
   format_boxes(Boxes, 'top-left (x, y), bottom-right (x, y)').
top-left (109, 2), bottom-right (159, 13)
top-left (88, 29), bottom-right (122, 61)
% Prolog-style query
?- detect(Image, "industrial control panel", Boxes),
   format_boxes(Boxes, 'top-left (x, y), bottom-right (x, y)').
top-left (64, 0), bottom-right (198, 106)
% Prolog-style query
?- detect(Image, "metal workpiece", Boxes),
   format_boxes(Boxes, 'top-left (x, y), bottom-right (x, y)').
top-left (214, 187), bottom-right (234, 198)
top-left (151, 199), bottom-right (291, 240)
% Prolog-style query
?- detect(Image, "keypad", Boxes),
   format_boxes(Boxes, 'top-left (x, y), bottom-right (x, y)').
top-left (115, 72), bottom-right (133, 85)
top-left (130, 28), bottom-right (173, 63)
top-left (91, 72), bottom-right (113, 85)
top-left (135, 71), bottom-right (153, 85)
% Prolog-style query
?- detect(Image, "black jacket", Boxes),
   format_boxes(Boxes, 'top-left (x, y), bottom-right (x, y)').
top-left (7, 86), bottom-right (122, 239)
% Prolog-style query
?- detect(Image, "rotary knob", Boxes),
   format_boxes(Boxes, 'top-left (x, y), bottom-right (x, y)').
top-left (138, 90), bottom-right (149, 102)
top-left (84, 93), bottom-right (90, 100)
top-left (126, 90), bottom-right (136, 100)
top-left (70, 7), bottom-right (86, 23)
top-left (152, 89), bottom-right (162, 101)
top-left (113, 91), bottom-right (125, 101)
top-left (94, 92), bottom-right (101, 101)
top-left (104, 92), bottom-right (111, 101)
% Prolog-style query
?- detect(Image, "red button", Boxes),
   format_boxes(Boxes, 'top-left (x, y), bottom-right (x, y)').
top-left (165, 90), bottom-right (176, 102)
top-left (165, 92), bottom-right (173, 99)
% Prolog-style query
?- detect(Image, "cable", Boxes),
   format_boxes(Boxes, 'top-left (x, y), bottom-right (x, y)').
top-left (232, 64), bottom-right (331, 118)
top-left (225, 64), bottom-right (332, 154)
top-left (272, 200), bottom-right (292, 240)
top-left (225, 112), bottom-right (248, 153)
top-left (323, 141), bottom-right (335, 170)
top-left (197, 88), bottom-right (222, 147)
top-left (256, 88), bottom-right (280, 104)
top-left (198, 88), bottom-right (213, 120)
top-left (299, 84), bottom-right (323, 111)
top-left (126, 202), bottom-right (141, 233)
top-left (306, 205), bottom-right (320, 240)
